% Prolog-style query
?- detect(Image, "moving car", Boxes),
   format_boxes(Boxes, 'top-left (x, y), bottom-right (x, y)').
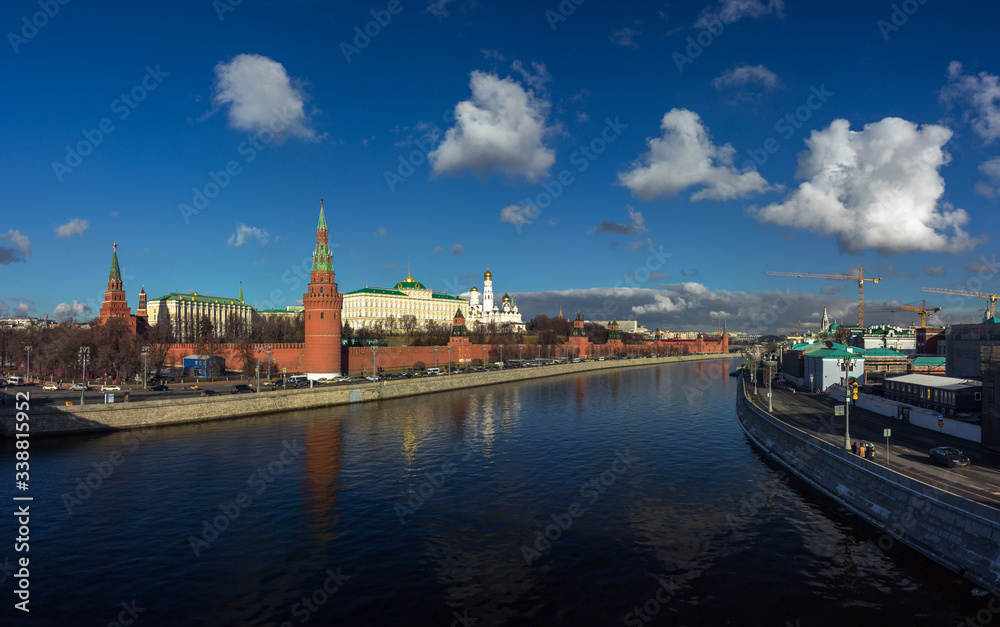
top-left (69, 383), bottom-right (90, 391)
top-left (929, 446), bottom-right (971, 468)
top-left (101, 385), bottom-right (121, 391)
top-left (183, 384), bottom-right (199, 390)
top-left (231, 384), bottom-right (255, 394)
top-left (201, 389), bottom-right (219, 396)
top-left (42, 382), bottom-right (60, 390)
top-left (147, 384), bottom-right (169, 391)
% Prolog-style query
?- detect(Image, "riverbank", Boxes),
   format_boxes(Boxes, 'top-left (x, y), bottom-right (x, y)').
top-left (735, 374), bottom-right (1000, 595)
top-left (2, 353), bottom-right (737, 437)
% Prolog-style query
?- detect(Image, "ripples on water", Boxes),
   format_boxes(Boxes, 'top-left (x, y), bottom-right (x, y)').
top-left (2, 359), bottom-right (987, 625)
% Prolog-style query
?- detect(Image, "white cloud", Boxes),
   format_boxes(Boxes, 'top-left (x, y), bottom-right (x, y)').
top-left (212, 54), bottom-right (320, 141)
top-left (375, 226), bottom-right (388, 239)
top-left (590, 205), bottom-right (647, 235)
top-left (12, 302), bottom-right (31, 316)
top-left (751, 117), bottom-right (984, 254)
top-left (511, 60), bottom-right (551, 94)
top-left (976, 157), bottom-right (1000, 198)
top-left (619, 108), bottom-right (773, 201)
top-left (430, 71), bottom-right (555, 182)
top-left (427, 0), bottom-right (456, 17)
top-left (923, 265), bottom-right (947, 277)
top-left (695, 0), bottom-right (784, 29)
top-left (0, 229), bottom-right (30, 264)
top-left (500, 203), bottom-right (536, 227)
top-left (610, 27), bottom-right (641, 49)
top-left (227, 223), bottom-right (269, 247)
top-left (51, 300), bottom-right (92, 321)
top-left (941, 61), bottom-right (1000, 143)
top-left (452, 243), bottom-right (464, 255)
top-left (55, 218), bottom-right (89, 239)
top-left (432, 246), bottom-right (443, 253)
top-left (712, 64), bottom-right (779, 90)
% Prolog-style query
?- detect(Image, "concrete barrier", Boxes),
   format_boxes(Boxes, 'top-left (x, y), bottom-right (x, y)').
top-left (829, 384), bottom-right (982, 443)
top-left (2, 353), bottom-right (738, 437)
top-left (736, 376), bottom-right (1000, 595)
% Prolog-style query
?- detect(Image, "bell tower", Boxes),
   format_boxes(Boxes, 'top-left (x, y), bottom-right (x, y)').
top-left (303, 200), bottom-right (343, 378)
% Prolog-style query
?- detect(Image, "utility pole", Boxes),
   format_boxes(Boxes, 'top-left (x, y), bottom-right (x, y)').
top-left (78, 346), bottom-right (90, 406)
top-left (141, 346), bottom-right (150, 389)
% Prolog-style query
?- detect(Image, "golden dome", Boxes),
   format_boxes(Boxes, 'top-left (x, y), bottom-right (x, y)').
top-left (502, 292), bottom-right (510, 303)
top-left (484, 266), bottom-right (492, 280)
top-left (470, 284), bottom-right (478, 292)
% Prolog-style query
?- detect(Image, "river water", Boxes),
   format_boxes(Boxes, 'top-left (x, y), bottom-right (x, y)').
top-left (2, 358), bottom-right (991, 626)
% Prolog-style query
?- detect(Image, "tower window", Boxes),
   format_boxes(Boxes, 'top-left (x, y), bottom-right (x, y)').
top-left (321, 312), bottom-right (324, 319)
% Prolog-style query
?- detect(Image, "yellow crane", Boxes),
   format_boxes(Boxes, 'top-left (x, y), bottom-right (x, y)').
top-left (865, 300), bottom-right (942, 327)
top-left (767, 267), bottom-right (882, 327)
top-left (922, 287), bottom-right (1000, 319)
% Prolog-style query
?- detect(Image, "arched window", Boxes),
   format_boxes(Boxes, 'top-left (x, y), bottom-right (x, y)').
top-left (321, 312), bottom-right (325, 319)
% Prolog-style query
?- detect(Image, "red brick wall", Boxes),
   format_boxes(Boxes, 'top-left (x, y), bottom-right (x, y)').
top-left (160, 343), bottom-right (306, 375)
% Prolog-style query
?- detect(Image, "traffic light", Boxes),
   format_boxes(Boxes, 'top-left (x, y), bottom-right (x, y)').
top-left (850, 382), bottom-right (859, 400)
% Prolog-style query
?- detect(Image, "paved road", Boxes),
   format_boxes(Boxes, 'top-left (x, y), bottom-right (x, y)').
top-left (747, 383), bottom-right (1000, 510)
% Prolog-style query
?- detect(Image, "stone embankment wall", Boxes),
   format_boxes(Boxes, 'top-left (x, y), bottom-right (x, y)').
top-left (2, 354), bottom-right (737, 437)
top-left (736, 378), bottom-right (1000, 594)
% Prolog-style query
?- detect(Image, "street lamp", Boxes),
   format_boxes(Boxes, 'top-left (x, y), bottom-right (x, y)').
top-left (265, 345), bottom-right (273, 382)
top-left (434, 345), bottom-right (439, 369)
top-left (141, 346), bottom-right (150, 389)
top-left (446, 345), bottom-right (452, 374)
top-left (25, 346), bottom-right (31, 383)
top-left (77, 346), bottom-right (90, 406)
top-left (763, 352), bottom-right (777, 413)
top-left (838, 355), bottom-right (857, 450)
top-left (371, 345), bottom-right (379, 380)
top-left (256, 346), bottom-right (261, 392)
top-left (500, 344), bottom-right (504, 365)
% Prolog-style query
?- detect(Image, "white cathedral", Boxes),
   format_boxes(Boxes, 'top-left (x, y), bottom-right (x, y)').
top-left (466, 267), bottom-right (526, 332)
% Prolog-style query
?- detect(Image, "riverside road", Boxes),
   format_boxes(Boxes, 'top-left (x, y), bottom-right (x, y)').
top-left (754, 384), bottom-right (1000, 510)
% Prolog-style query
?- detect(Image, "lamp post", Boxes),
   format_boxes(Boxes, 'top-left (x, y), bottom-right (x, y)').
top-left (256, 346), bottom-right (261, 392)
top-left (25, 346), bottom-right (31, 383)
top-left (500, 344), bottom-right (504, 366)
top-left (446, 345), bottom-right (452, 374)
top-left (763, 352), bottom-right (777, 413)
top-left (434, 345), bottom-right (439, 369)
top-left (481, 345), bottom-right (487, 368)
top-left (265, 345), bottom-right (273, 382)
top-left (141, 346), bottom-right (150, 390)
top-left (77, 346), bottom-right (90, 406)
top-left (371, 345), bottom-right (379, 380)
top-left (838, 355), bottom-right (857, 450)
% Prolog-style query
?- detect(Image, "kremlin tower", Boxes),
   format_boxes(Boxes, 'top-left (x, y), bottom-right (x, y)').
top-left (303, 200), bottom-right (344, 379)
top-left (98, 243), bottom-right (137, 333)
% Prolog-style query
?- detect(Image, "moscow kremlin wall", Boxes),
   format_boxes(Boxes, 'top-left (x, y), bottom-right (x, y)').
top-left (102, 203), bottom-right (727, 378)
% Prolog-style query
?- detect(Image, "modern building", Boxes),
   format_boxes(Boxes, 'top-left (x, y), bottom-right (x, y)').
top-left (303, 200), bottom-right (343, 379)
top-left (853, 325), bottom-right (916, 355)
top-left (981, 346), bottom-right (1000, 451)
top-left (146, 285), bottom-right (253, 342)
top-left (946, 320), bottom-right (1000, 379)
top-left (883, 373), bottom-right (982, 415)
top-left (802, 345), bottom-right (865, 391)
top-left (916, 326), bottom-right (945, 355)
top-left (466, 267), bottom-right (526, 332)
top-left (342, 272), bottom-right (465, 332)
top-left (182, 354), bottom-right (226, 377)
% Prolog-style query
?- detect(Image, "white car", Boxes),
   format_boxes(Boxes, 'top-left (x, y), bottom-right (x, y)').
top-left (42, 383), bottom-right (60, 390)
top-left (101, 385), bottom-right (121, 391)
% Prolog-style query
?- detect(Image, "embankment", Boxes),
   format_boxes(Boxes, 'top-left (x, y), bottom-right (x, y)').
top-left (2, 353), bottom-right (737, 437)
top-left (736, 376), bottom-right (1000, 594)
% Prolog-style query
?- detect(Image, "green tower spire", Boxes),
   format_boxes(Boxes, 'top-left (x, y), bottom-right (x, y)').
top-left (312, 199), bottom-right (334, 272)
top-left (238, 281), bottom-right (244, 303)
top-left (109, 243), bottom-right (121, 282)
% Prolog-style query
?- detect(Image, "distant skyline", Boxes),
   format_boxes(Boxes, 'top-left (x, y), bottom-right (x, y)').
top-left (4, 0), bottom-right (1000, 333)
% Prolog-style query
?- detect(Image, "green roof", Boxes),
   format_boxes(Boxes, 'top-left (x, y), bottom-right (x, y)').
top-left (395, 280), bottom-right (427, 290)
top-left (109, 247), bottom-right (121, 282)
top-left (806, 348), bottom-right (865, 360)
top-left (864, 347), bottom-right (907, 358)
top-left (150, 292), bottom-right (247, 306)
top-left (345, 287), bottom-right (407, 297)
top-left (431, 293), bottom-right (464, 301)
top-left (911, 356), bottom-right (946, 366)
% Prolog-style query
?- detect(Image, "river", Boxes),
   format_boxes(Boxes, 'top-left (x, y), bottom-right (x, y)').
top-left (2, 358), bottom-right (990, 625)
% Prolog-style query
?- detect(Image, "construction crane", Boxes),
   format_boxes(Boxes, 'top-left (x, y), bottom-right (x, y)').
top-left (922, 287), bottom-right (1000, 319)
top-left (865, 300), bottom-right (942, 328)
top-left (767, 267), bottom-right (882, 327)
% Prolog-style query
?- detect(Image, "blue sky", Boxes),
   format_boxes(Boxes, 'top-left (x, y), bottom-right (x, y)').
top-left (4, 0), bottom-right (1000, 333)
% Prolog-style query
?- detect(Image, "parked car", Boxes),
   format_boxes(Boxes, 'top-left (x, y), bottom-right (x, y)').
top-left (231, 384), bottom-right (255, 394)
top-left (201, 389), bottom-right (219, 396)
top-left (929, 447), bottom-right (971, 468)
top-left (147, 384), bottom-right (169, 391)
top-left (69, 383), bottom-right (90, 391)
